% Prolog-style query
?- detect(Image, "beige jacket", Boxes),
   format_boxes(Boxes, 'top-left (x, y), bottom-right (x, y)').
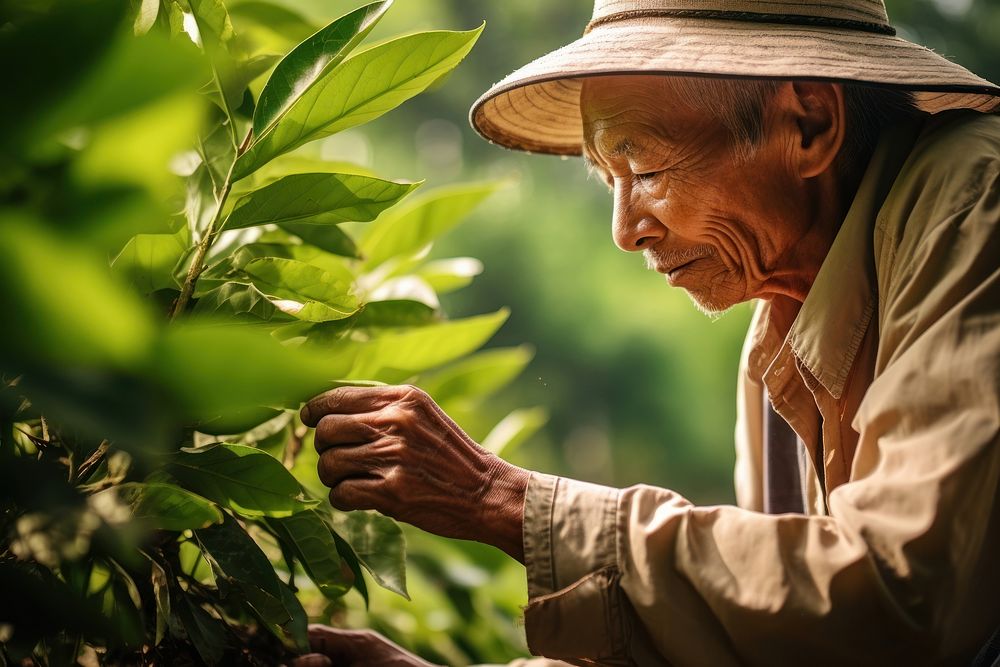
top-left (509, 111), bottom-right (1000, 666)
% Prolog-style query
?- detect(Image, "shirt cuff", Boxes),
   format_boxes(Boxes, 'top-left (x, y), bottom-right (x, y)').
top-left (522, 472), bottom-right (626, 662)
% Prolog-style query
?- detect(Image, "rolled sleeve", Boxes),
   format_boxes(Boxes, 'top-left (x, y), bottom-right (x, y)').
top-left (522, 473), bottom-right (672, 665)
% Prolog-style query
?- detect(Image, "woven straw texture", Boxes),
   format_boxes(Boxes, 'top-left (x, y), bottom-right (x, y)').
top-left (471, 0), bottom-right (1000, 155)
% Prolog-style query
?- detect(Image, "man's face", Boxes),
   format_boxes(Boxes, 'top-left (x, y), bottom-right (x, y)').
top-left (581, 76), bottom-right (820, 314)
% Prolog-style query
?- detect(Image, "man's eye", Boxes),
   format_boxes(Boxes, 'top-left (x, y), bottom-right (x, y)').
top-left (636, 170), bottom-right (661, 181)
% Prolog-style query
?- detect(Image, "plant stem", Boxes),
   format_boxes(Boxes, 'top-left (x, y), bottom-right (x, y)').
top-left (170, 129), bottom-right (252, 320)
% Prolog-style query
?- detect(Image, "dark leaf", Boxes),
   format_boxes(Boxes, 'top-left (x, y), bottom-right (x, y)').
top-left (169, 443), bottom-right (317, 518)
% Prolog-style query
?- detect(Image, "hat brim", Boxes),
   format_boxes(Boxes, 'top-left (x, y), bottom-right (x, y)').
top-left (470, 18), bottom-right (1000, 155)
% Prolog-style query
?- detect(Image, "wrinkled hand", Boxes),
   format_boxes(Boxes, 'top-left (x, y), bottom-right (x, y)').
top-left (291, 625), bottom-right (439, 667)
top-left (300, 385), bottom-right (528, 562)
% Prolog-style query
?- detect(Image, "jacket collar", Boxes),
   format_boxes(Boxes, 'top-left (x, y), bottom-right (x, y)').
top-left (786, 119), bottom-right (923, 399)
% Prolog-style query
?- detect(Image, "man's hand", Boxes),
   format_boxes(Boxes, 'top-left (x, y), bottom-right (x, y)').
top-left (291, 625), bottom-right (439, 667)
top-left (300, 385), bottom-right (528, 562)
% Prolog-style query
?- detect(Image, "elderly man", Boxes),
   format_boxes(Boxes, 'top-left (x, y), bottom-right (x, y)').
top-left (295, 1), bottom-right (1000, 665)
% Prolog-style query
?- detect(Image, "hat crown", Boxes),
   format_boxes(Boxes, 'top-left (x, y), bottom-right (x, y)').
top-left (591, 0), bottom-right (890, 27)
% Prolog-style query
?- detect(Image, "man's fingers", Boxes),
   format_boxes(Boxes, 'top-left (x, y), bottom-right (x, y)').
top-left (315, 414), bottom-right (380, 453)
top-left (327, 476), bottom-right (383, 512)
top-left (317, 446), bottom-right (379, 488)
top-left (306, 625), bottom-right (374, 662)
top-left (301, 385), bottom-right (410, 426)
top-left (289, 653), bottom-right (332, 667)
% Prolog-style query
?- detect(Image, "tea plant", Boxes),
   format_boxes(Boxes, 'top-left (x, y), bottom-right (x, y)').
top-left (0, 1), bottom-right (540, 663)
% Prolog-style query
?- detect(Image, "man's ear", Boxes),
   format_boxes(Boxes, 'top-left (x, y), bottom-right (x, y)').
top-left (774, 81), bottom-right (846, 179)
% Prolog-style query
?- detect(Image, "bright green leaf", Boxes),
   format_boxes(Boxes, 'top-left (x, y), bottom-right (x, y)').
top-left (242, 257), bottom-right (360, 322)
top-left (415, 257), bottom-right (483, 294)
top-left (193, 281), bottom-right (295, 322)
top-left (225, 173), bottom-right (419, 230)
top-left (419, 346), bottom-right (533, 406)
top-left (112, 481), bottom-right (223, 531)
top-left (360, 182), bottom-right (502, 269)
top-left (168, 443), bottom-right (317, 518)
top-left (330, 510), bottom-right (407, 599)
top-left (187, 0), bottom-right (235, 51)
top-left (268, 510), bottom-right (352, 599)
top-left (348, 309), bottom-right (508, 380)
top-left (253, 1), bottom-right (392, 138)
top-left (235, 25), bottom-right (484, 179)
top-left (133, 0), bottom-right (159, 35)
top-left (481, 407), bottom-right (549, 458)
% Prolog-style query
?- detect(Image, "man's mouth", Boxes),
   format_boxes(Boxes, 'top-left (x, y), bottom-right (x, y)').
top-left (650, 248), bottom-right (712, 284)
top-left (662, 257), bottom-right (703, 284)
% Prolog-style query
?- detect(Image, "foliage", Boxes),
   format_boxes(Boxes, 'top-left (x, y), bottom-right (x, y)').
top-left (0, 1), bottom-right (536, 664)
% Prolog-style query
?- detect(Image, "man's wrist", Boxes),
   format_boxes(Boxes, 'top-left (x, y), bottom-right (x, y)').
top-left (479, 460), bottom-right (529, 563)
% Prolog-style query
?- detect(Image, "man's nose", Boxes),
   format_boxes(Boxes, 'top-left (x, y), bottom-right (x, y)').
top-left (612, 181), bottom-right (666, 252)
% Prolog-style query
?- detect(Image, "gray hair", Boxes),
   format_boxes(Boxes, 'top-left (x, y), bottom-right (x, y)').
top-left (674, 77), bottom-right (920, 178)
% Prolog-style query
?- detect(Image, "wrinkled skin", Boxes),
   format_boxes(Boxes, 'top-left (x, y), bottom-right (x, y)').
top-left (298, 76), bottom-right (850, 663)
top-left (289, 625), bottom-right (436, 667)
top-left (583, 76), bottom-right (847, 313)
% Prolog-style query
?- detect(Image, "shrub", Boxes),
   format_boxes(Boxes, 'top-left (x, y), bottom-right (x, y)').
top-left (0, 1), bottom-right (539, 663)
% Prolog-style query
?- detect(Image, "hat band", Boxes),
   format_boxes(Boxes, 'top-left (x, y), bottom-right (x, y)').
top-left (585, 9), bottom-right (897, 36)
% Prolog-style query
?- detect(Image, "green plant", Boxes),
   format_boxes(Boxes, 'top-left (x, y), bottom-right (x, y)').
top-left (0, 1), bottom-right (540, 664)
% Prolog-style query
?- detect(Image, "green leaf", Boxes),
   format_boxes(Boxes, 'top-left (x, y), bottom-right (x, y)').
top-left (133, 0), bottom-right (159, 35)
top-left (173, 585), bottom-right (228, 664)
top-left (330, 529), bottom-right (369, 605)
top-left (113, 481), bottom-right (223, 531)
top-left (196, 514), bottom-right (287, 619)
top-left (330, 510), bottom-right (407, 599)
top-left (149, 559), bottom-right (170, 645)
top-left (277, 580), bottom-right (309, 653)
top-left (253, 1), bottom-right (392, 138)
top-left (419, 346), bottom-right (533, 406)
top-left (0, 0), bottom-right (122, 144)
top-left (242, 257), bottom-right (360, 322)
top-left (193, 281), bottom-right (294, 322)
top-left (268, 510), bottom-right (352, 599)
top-left (0, 216), bottom-right (155, 369)
top-left (188, 0), bottom-right (235, 49)
top-left (151, 321), bottom-right (352, 422)
top-left (283, 221), bottom-right (359, 257)
top-left (225, 173), bottom-right (419, 230)
top-left (111, 230), bottom-right (187, 294)
top-left (360, 182), bottom-right (502, 269)
top-left (229, 2), bottom-right (318, 45)
top-left (348, 309), bottom-right (508, 380)
top-left (415, 257), bottom-right (483, 294)
top-left (235, 25), bottom-right (484, 179)
top-left (196, 514), bottom-right (310, 652)
top-left (169, 443), bottom-right (317, 518)
top-left (481, 407), bottom-right (548, 458)
top-left (353, 300), bottom-right (438, 328)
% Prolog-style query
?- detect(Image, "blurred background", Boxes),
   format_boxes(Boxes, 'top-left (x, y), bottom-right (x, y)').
top-left (257, 0), bottom-right (1000, 661)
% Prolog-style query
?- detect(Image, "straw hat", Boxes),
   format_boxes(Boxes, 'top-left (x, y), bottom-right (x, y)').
top-left (470, 0), bottom-right (1000, 155)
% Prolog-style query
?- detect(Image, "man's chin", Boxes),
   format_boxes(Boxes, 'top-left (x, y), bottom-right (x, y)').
top-left (685, 289), bottom-right (737, 320)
